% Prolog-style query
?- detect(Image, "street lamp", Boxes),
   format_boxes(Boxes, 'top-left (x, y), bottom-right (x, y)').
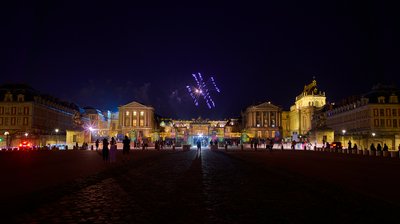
top-left (55, 129), bottom-right (59, 146)
top-left (4, 131), bottom-right (9, 148)
top-left (342, 130), bottom-right (346, 146)
top-left (372, 132), bottom-right (376, 137)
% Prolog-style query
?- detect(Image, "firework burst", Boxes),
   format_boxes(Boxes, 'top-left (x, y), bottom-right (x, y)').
top-left (186, 73), bottom-right (221, 109)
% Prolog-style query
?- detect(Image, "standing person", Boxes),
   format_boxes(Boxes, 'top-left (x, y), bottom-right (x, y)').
top-left (291, 140), bottom-right (296, 150)
top-left (197, 140), bottom-right (201, 151)
top-left (348, 140), bottom-right (352, 150)
top-left (110, 137), bottom-right (117, 163)
top-left (370, 143), bottom-right (376, 151)
top-left (353, 143), bottom-right (358, 150)
top-left (269, 139), bottom-right (274, 152)
top-left (102, 138), bottom-right (109, 162)
top-left (383, 143), bottom-right (388, 151)
top-left (122, 136), bottom-right (131, 161)
top-left (95, 139), bottom-right (99, 151)
top-left (377, 143), bottom-right (382, 151)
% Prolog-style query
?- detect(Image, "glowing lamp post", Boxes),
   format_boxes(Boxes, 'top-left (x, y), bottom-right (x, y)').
top-left (342, 129), bottom-right (346, 145)
top-left (4, 131), bottom-right (9, 148)
top-left (55, 129), bottom-right (59, 145)
top-left (88, 127), bottom-right (94, 143)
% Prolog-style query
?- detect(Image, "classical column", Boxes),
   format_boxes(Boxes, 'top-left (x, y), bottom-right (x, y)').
top-left (268, 111), bottom-right (271, 127)
top-left (147, 111), bottom-right (150, 127)
top-left (278, 112), bottom-right (281, 127)
top-left (253, 112), bottom-right (256, 127)
top-left (261, 111), bottom-right (264, 127)
top-left (122, 110), bottom-right (125, 127)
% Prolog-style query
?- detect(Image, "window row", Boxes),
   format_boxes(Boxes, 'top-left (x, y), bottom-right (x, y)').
top-left (0, 117), bottom-right (29, 126)
top-left (373, 119), bottom-right (400, 128)
top-left (0, 106), bottom-right (30, 115)
top-left (373, 108), bottom-right (400, 117)
top-left (125, 111), bottom-right (145, 116)
top-left (124, 119), bottom-right (145, 127)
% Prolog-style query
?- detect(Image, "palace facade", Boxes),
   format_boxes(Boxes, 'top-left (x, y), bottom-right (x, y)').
top-left (118, 101), bottom-right (155, 142)
top-left (325, 84), bottom-right (400, 150)
top-left (288, 79), bottom-right (326, 137)
top-left (242, 102), bottom-right (283, 140)
top-left (0, 84), bottom-right (87, 147)
top-left (3, 80), bottom-right (400, 150)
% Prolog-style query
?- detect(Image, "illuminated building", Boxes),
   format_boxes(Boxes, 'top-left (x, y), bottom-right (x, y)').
top-left (0, 84), bottom-right (87, 147)
top-left (83, 107), bottom-right (111, 139)
top-left (242, 102), bottom-right (283, 140)
top-left (325, 84), bottom-right (400, 150)
top-left (156, 117), bottom-right (242, 146)
top-left (118, 101), bottom-right (155, 142)
top-left (288, 79), bottom-right (326, 137)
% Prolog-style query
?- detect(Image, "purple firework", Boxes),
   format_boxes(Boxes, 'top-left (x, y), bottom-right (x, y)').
top-left (186, 73), bottom-right (221, 109)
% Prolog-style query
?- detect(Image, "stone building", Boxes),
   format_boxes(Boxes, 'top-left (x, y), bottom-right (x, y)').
top-left (288, 79), bottom-right (326, 137)
top-left (118, 101), bottom-right (155, 142)
top-left (242, 102), bottom-right (283, 140)
top-left (0, 84), bottom-right (86, 147)
top-left (325, 84), bottom-right (400, 150)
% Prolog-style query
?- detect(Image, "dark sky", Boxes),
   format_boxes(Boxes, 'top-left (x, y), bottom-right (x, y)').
top-left (1, 1), bottom-right (399, 119)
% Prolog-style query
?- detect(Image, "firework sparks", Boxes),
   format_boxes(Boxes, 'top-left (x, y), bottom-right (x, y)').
top-left (186, 73), bottom-right (221, 109)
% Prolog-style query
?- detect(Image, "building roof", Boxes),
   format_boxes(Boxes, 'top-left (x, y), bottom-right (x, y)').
top-left (362, 84), bottom-right (400, 104)
top-left (0, 83), bottom-right (82, 111)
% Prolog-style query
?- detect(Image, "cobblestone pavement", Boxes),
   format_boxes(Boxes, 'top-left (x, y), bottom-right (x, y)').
top-left (5, 150), bottom-right (400, 223)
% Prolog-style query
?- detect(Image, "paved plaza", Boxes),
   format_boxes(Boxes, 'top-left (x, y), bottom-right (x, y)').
top-left (1, 148), bottom-right (400, 223)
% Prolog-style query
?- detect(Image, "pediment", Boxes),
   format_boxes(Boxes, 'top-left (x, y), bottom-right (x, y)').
top-left (253, 102), bottom-right (280, 110)
top-left (120, 101), bottom-right (152, 109)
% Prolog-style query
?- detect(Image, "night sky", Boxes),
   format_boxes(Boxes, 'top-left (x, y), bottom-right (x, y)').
top-left (1, 1), bottom-right (399, 119)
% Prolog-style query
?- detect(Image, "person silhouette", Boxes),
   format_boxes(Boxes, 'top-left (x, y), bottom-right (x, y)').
top-left (122, 136), bottom-right (131, 161)
top-left (197, 140), bottom-right (201, 151)
top-left (95, 139), bottom-right (100, 151)
top-left (102, 138), bottom-right (109, 162)
top-left (110, 137), bottom-right (117, 163)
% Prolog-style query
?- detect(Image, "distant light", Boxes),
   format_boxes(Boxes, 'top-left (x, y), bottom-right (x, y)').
top-left (55, 128), bottom-right (59, 133)
top-left (4, 131), bottom-right (9, 136)
top-left (372, 132), bottom-right (376, 137)
top-left (342, 129), bottom-right (346, 134)
top-left (89, 127), bottom-right (94, 132)
top-left (24, 133), bottom-right (28, 137)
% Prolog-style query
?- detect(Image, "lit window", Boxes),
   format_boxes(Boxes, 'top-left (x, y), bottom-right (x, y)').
top-left (373, 109), bottom-right (378, 116)
top-left (140, 111), bottom-right (144, 116)
top-left (133, 111), bottom-right (137, 116)
top-left (126, 111), bottom-right (129, 116)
